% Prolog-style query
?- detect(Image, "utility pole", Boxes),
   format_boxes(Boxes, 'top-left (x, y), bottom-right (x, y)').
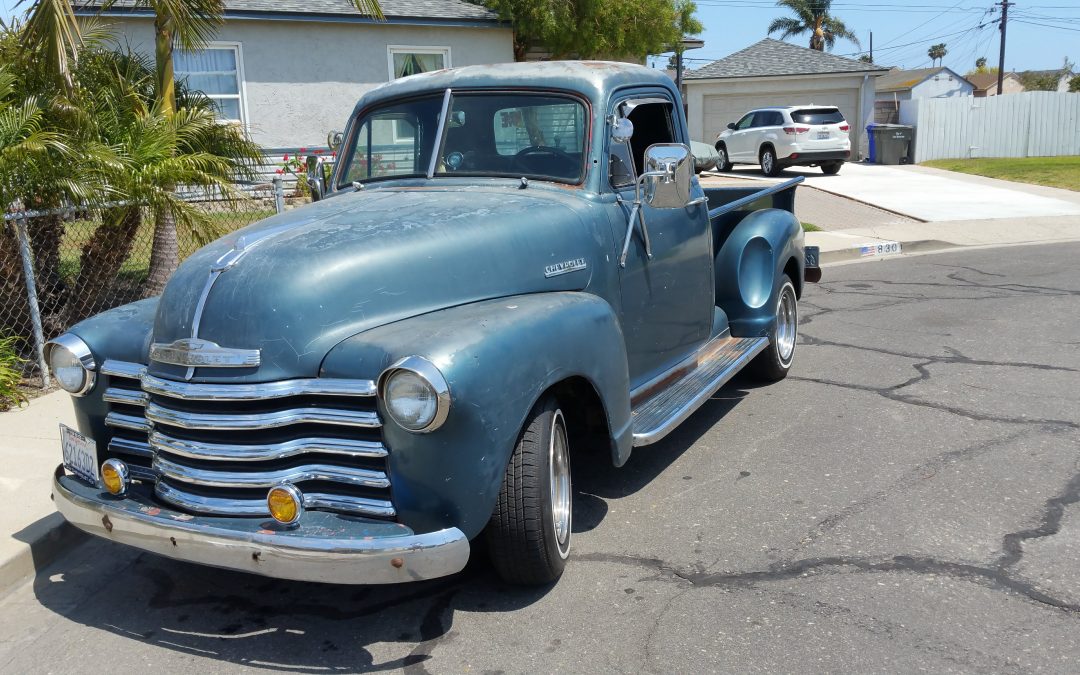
top-left (870, 31), bottom-right (873, 63)
top-left (997, 1), bottom-right (1013, 95)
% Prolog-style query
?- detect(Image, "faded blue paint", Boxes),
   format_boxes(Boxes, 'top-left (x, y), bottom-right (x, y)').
top-left (62, 62), bottom-right (806, 558)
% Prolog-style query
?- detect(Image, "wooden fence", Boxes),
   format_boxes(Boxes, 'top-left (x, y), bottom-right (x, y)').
top-left (899, 92), bottom-right (1080, 162)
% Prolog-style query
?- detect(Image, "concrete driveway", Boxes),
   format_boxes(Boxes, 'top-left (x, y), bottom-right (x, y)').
top-left (711, 161), bottom-right (1080, 222)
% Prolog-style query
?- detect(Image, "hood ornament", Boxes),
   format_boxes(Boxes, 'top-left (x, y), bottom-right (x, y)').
top-left (150, 339), bottom-right (261, 368)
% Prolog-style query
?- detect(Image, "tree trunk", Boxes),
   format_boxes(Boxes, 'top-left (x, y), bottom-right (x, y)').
top-left (67, 208), bottom-right (142, 324)
top-left (142, 208), bottom-right (179, 297)
top-left (154, 15), bottom-right (176, 114)
top-left (27, 213), bottom-right (69, 335)
top-left (0, 225), bottom-right (32, 339)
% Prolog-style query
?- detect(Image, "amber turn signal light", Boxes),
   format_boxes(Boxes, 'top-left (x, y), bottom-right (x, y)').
top-left (267, 484), bottom-right (303, 526)
top-left (101, 459), bottom-right (129, 496)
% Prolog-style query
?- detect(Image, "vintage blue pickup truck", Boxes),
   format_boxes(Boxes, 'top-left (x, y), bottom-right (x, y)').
top-left (46, 61), bottom-right (819, 586)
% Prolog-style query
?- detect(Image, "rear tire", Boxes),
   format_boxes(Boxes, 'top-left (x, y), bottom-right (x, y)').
top-left (760, 146), bottom-right (782, 177)
top-left (485, 395), bottom-right (572, 585)
top-left (749, 274), bottom-right (798, 381)
top-left (821, 162), bottom-right (842, 175)
top-left (715, 143), bottom-right (733, 172)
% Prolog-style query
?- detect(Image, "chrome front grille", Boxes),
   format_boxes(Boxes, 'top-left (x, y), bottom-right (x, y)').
top-left (99, 360), bottom-right (394, 519)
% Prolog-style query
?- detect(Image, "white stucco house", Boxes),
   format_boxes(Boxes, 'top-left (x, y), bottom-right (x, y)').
top-left (683, 38), bottom-right (887, 160)
top-left (77, 0), bottom-right (514, 149)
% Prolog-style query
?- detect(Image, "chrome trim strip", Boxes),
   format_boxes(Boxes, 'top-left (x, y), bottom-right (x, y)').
top-left (141, 373), bottom-right (376, 400)
top-left (105, 411), bottom-right (151, 433)
top-left (100, 360), bottom-right (147, 380)
top-left (629, 329), bottom-right (732, 402)
top-left (150, 431), bottom-right (387, 462)
top-left (427, 87), bottom-right (453, 179)
top-left (155, 480), bottom-right (396, 518)
top-left (127, 465), bottom-right (158, 482)
top-left (103, 387), bottom-right (148, 407)
top-left (150, 338), bottom-right (261, 369)
top-left (54, 467), bottom-right (463, 585)
top-left (108, 437), bottom-right (153, 458)
top-left (145, 402), bottom-right (381, 430)
top-left (154, 455), bottom-right (390, 489)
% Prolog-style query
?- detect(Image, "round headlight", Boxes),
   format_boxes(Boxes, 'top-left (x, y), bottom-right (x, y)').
top-left (379, 356), bottom-right (450, 433)
top-left (46, 334), bottom-right (96, 396)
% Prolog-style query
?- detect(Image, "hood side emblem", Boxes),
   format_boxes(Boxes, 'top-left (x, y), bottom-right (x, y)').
top-left (150, 339), bottom-right (261, 368)
top-left (545, 258), bottom-right (587, 278)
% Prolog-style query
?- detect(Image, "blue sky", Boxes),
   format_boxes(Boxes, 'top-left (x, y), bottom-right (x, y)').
top-left (1, 0), bottom-right (1076, 73)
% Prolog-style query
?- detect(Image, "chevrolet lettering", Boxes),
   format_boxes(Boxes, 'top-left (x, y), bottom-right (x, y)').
top-left (46, 62), bottom-right (820, 587)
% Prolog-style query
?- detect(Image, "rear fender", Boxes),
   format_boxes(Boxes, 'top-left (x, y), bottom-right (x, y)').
top-left (714, 208), bottom-right (803, 337)
top-left (320, 292), bottom-right (632, 539)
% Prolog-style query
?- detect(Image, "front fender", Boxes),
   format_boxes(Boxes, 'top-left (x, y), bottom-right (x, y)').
top-left (714, 208), bottom-right (803, 337)
top-left (320, 292), bottom-right (631, 539)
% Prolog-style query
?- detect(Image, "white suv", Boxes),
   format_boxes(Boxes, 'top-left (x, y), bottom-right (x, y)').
top-left (714, 106), bottom-right (851, 177)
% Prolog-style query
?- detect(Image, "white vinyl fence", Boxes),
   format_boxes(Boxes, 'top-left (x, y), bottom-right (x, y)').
top-left (899, 92), bottom-right (1080, 162)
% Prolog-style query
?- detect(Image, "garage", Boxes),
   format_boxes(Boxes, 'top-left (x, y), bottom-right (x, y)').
top-left (684, 39), bottom-right (886, 160)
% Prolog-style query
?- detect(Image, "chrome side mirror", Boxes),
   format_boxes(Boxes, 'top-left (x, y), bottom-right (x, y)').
top-left (327, 130), bottom-right (344, 151)
top-left (306, 155), bottom-right (326, 202)
top-left (611, 116), bottom-right (634, 143)
top-left (643, 143), bottom-right (692, 209)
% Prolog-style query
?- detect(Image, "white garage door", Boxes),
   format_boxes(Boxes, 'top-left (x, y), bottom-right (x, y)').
top-left (702, 89), bottom-right (858, 145)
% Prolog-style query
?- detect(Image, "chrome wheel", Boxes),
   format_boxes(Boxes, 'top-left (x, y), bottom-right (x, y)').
top-left (761, 150), bottom-right (774, 175)
top-left (718, 147), bottom-right (727, 169)
top-left (775, 281), bottom-right (797, 367)
top-left (549, 409), bottom-right (571, 558)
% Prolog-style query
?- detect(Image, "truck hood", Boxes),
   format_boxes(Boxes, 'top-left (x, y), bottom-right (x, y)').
top-left (150, 186), bottom-right (604, 382)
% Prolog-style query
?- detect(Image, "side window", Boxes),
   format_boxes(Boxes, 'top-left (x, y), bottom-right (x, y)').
top-left (751, 111), bottom-right (774, 128)
top-left (735, 113), bottom-right (755, 130)
top-left (610, 140), bottom-right (635, 189)
top-left (626, 102), bottom-right (676, 177)
top-left (769, 111), bottom-right (785, 126)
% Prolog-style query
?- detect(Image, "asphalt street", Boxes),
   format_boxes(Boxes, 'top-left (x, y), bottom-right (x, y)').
top-left (2, 242), bottom-right (1079, 673)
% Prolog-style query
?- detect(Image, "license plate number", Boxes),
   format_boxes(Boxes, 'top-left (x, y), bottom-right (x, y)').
top-left (817, 131), bottom-right (830, 139)
top-left (61, 424), bottom-right (99, 486)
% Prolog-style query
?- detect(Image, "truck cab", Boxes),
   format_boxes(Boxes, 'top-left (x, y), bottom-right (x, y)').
top-left (46, 62), bottom-right (819, 587)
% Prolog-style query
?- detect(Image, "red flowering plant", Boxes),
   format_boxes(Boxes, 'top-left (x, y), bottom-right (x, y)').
top-left (276, 148), bottom-right (311, 198)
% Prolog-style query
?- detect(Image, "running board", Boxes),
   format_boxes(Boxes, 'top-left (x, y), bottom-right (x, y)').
top-left (630, 336), bottom-right (769, 446)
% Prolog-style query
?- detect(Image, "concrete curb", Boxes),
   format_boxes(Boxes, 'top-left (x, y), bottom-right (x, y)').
top-left (818, 239), bottom-right (955, 264)
top-left (0, 511), bottom-right (87, 595)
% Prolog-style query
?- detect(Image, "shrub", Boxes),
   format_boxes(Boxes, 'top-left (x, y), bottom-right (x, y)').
top-left (0, 335), bottom-right (27, 411)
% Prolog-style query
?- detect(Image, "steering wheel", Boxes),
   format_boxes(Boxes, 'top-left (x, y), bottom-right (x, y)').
top-left (512, 145), bottom-right (575, 175)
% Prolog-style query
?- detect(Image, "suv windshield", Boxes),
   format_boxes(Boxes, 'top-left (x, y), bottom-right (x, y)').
top-left (339, 92), bottom-right (587, 187)
top-left (791, 108), bottom-right (845, 125)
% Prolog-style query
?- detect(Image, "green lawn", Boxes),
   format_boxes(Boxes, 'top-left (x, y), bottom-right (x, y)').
top-left (801, 222), bottom-right (821, 232)
top-left (922, 156), bottom-right (1080, 192)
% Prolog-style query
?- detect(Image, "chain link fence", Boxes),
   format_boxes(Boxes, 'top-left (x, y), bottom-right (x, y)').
top-left (2, 178), bottom-right (295, 387)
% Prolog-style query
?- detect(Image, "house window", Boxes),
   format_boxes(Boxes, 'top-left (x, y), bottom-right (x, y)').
top-left (386, 47), bottom-right (451, 141)
top-left (387, 46), bottom-right (451, 81)
top-left (175, 44), bottom-right (246, 125)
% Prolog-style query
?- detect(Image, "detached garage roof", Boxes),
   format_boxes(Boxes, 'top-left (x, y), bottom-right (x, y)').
top-left (876, 66), bottom-right (973, 93)
top-left (686, 38), bottom-right (886, 80)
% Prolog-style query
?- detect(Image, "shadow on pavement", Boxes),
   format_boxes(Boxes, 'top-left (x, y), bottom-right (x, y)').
top-left (28, 379), bottom-right (754, 671)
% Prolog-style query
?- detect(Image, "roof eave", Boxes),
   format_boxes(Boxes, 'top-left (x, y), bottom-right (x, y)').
top-left (76, 7), bottom-right (504, 28)
top-left (685, 68), bottom-right (888, 82)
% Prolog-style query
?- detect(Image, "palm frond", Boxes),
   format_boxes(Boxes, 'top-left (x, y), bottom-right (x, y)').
top-left (350, 0), bottom-right (385, 21)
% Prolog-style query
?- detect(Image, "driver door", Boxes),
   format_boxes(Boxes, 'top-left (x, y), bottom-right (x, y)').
top-left (606, 94), bottom-right (714, 386)
top-left (728, 112), bottom-right (757, 161)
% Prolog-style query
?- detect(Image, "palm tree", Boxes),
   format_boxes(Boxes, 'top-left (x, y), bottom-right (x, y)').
top-left (767, 0), bottom-right (860, 52)
top-left (928, 43), bottom-right (947, 67)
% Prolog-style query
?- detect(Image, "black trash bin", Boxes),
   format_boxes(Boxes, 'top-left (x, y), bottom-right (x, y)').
top-left (870, 124), bottom-right (915, 165)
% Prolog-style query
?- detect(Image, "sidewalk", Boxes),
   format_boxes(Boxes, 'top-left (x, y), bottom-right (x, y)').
top-left (0, 392), bottom-right (84, 593)
top-left (806, 214), bottom-right (1080, 264)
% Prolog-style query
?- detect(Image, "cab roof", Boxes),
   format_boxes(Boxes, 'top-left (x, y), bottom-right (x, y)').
top-left (354, 61), bottom-right (678, 111)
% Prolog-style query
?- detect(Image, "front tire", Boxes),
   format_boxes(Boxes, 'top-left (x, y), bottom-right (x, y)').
top-left (749, 274), bottom-right (798, 381)
top-left (485, 395), bottom-right (572, 585)
top-left (821, 162), bottom-right (843, 175)
top-left (715, 143), bottom-right (733, 172)
top-left (760, 146), bottom-right (782, 177)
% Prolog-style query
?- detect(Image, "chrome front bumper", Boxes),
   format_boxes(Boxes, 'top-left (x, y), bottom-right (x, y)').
top-left (52, 466), bottom-right (470, 584)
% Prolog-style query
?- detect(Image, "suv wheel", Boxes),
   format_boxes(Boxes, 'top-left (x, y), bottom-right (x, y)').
top-left (821, 162), bottom-right (842, 175)
top-left (715, 143), bottom-right (733, 172)
top-left (760, 146), bottom-right (781, 177)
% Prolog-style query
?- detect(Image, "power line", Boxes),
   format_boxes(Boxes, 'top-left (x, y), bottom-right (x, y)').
top-left (1012, 19), bottom-right (1080, 32)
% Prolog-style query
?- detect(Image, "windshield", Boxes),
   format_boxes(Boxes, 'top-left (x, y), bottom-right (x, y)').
top-left (339, 92), bottom-right (587, 187)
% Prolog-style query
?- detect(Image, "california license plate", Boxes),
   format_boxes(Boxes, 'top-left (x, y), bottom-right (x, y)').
top-left (817, 131), bottom-right (829, 139)
top-left (60, 424), bottom-right (99, 486)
